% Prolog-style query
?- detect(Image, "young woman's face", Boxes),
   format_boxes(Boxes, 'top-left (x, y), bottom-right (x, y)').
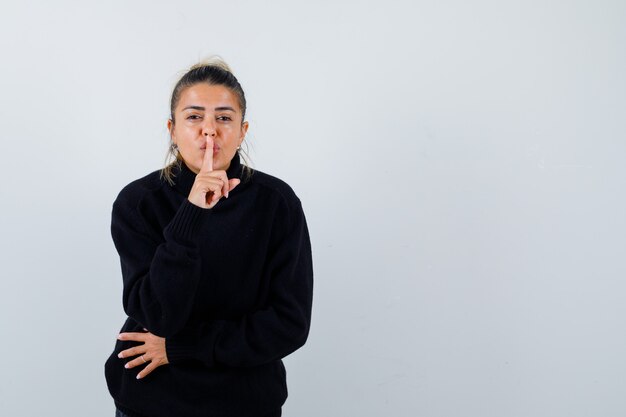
top-left (168, 83), bottom-right (248, 174)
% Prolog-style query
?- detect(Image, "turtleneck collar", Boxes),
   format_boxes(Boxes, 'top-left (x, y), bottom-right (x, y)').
top-left (171, 151), bottom-right (244, 197)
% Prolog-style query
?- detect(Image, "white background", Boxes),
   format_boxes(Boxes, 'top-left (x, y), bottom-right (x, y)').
top-left (1, 1), bottom-right (625, 416)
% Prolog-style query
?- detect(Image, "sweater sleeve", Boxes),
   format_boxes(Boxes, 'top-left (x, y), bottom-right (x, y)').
top-left (111, 195), bottom-right (210, 338)
top-left (164, 197), bottom-right (314, 368)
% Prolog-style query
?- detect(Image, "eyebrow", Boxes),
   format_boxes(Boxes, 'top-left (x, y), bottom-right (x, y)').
top-left (181, 105), bottom-right (236, 112)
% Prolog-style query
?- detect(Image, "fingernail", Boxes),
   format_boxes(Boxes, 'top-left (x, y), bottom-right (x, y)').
top-left (125, 363), bottom-right (130, 368)
top-left (118, 352), bottom-right (123, 358)
top-left (226, 192), bottom-right (229, 198)
top-left (136, 374), bottom-right (142, 379)
top-left (117, 334), bottom-right (122, 339)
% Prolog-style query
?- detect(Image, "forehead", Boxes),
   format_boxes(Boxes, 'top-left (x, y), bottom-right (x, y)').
top-left (177, 83), bottom-right (239, 111)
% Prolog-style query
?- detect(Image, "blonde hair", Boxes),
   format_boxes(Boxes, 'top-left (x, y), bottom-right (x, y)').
top-left (160, 55), bottom-right (254, 185)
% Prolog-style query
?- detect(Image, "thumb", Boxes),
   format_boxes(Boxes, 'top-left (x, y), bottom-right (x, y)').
top-left (229, 178), bottom-right (241, 193)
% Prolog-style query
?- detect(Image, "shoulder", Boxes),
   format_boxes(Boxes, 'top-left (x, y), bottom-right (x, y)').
top-left (112, 168), bottom-right (165, 213)
top-left (246, 168), bottom-right (302, 209)
top-left (245, 168), bottom-right (308, 235)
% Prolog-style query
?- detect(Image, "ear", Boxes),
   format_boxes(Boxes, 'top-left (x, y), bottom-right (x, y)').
top-left (167, 119), bottom-right (176, 143)
top-left (239, 121), bottom-right (249, 146)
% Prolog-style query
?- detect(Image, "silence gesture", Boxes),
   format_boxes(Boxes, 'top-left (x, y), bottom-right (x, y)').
top-left (187, 136), bottom-right (241, 209)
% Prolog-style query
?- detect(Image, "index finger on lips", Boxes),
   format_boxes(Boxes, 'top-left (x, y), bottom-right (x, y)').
top-left (201, 136), bottom-right (214, 173)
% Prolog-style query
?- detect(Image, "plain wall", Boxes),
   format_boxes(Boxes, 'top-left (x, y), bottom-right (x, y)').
top-left (1, 1), bottom-right (625, 416)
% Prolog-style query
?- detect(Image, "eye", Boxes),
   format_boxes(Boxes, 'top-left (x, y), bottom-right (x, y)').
top-left (217, 116), bottom-right (232, 121)
top-left (186, 115), bottom-right (202, 120)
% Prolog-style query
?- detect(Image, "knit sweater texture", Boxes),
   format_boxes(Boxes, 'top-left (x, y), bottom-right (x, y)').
top-left (104, 152), bottom-right (313, 417)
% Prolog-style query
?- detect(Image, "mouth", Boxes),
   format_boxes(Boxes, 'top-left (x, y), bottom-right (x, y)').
top-left (200, 146), bottom-right (220, 152)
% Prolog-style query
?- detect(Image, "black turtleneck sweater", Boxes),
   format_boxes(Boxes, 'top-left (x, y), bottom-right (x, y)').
top-left (104, 152), bottom-right (313, 417)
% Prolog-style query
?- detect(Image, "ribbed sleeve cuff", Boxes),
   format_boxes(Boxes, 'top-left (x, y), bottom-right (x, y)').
top-left (165, 321), bottom-right (225, 366)
top-left (163, 198), bottom-right (209, 244)
top-left (165, 338), bottom-right (203, 365)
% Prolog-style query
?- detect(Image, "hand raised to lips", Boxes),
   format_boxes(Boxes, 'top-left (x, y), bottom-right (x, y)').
top-left (187, 136), bottom-right (241, 209)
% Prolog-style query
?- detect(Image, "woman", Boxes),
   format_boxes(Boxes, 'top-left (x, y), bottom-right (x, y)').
top-left (104, 57), bottom-right (314, 417)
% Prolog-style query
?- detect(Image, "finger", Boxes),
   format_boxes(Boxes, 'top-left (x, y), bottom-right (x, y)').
top-left (205, 182), bottom-right (223, 206)
top-left (118, 332), bottom-right (147, 341)
top-left (201, 136), bottom-right (214, 173)
top-left (117, 346), bottom-right (141, 359)
top-left (208, 192), bottom-right (221, 208)
top-left (124, 355), bottom-right (147, 370)
top-left (208, 191), bottom-right (221, 207)
top-left (228, 178), bottom-right (241, 194)
top-left (136, 360), bottom-right (160, 380)
top-left (223, 175), bottom-right (229, 198)
top-left (209, 170), bottom-right (229, 198)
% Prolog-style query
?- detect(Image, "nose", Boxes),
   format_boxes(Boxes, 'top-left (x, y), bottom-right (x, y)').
top-left (202, 120), bottom-right (217, 137)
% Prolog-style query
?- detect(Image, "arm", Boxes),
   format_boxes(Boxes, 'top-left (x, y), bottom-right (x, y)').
top-left (164, 198), bottom-right (314, 368)
top-left (114, 144), bottom-right (241, 338)
top-left (111, 195), bottom-right (210, 337)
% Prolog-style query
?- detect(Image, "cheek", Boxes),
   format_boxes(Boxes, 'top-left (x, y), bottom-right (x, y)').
top-left (178, 127), bottom-right (198, 141)
top-left (225, 126), bottom-right (243, 138)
